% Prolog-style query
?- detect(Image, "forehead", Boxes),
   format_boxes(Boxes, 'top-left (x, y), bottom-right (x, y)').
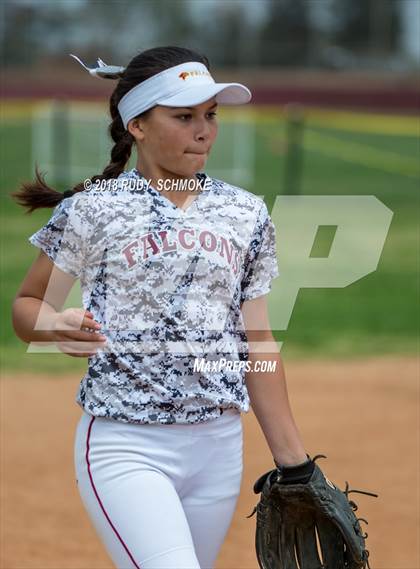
top-left (158, 97), bottom-right (218, 113)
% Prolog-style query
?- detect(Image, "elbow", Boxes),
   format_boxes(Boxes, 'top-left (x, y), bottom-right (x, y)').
top-left (11, 298), bottom-right (25, 343)
top-left (11, 296), bottom-right (32, 344)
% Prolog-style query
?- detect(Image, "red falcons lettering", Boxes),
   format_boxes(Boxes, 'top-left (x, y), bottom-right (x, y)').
top-left (121, 228), bottom-right (241, 273)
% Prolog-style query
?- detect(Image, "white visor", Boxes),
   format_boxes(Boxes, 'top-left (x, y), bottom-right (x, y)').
top-left (117, 61), bottom-right (252, 129)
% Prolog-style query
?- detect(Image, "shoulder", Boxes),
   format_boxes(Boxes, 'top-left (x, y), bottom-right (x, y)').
top-left (63, 171), bottom-right (138, 211)
top-left (52, 192), bottom-right (108, 238)
top-left (58, 192), bottom-right (94, 219)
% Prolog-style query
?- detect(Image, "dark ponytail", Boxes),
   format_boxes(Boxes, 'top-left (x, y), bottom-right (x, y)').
top-left (12, 45), bottom-right (210, 213)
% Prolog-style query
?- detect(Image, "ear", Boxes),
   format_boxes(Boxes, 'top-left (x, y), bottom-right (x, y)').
top-left (127, 119), bottom-right (145, 141)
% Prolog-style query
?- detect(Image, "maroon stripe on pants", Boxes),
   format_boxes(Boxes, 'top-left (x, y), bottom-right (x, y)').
top-left (85, 415), bottom-right (141, 569)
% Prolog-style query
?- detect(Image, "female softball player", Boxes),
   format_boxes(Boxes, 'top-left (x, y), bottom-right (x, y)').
top-left (12, 46), bottom-right (310, 568)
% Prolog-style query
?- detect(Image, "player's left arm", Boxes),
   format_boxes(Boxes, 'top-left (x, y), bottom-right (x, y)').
top-left (241, 294), bottom-right (308, 467)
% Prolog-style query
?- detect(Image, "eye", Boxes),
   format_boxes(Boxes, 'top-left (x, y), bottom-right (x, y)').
top-left (176, 112), bottom-right (217, 121)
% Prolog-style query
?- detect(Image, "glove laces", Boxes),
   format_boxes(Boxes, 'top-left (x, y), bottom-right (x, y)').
top-left (342, 480), bottom-right (378, 569)
top-left (314, 455), bottom-right (379, 569)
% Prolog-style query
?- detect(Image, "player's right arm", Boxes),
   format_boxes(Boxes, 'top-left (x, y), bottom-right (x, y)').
top-left (12, 250), bottom-right (106, 357)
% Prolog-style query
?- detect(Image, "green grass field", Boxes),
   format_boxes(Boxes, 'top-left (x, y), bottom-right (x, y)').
top-left (1, 103), bottom-right (418, 373)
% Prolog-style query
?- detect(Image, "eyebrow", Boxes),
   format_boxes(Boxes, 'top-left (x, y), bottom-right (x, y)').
top-left (174, 103), bottom-right (218, 111)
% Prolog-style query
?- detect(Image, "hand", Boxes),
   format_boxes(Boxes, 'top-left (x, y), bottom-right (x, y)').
top-left (50, 308), bottom-right (107, 358)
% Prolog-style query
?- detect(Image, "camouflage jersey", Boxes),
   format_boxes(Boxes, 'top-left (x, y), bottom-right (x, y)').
top-left (28, 168), bottom-right (279, 424)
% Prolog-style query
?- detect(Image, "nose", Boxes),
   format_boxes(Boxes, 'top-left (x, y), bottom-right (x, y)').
top-left (194, 116), bottom-right (212, 142)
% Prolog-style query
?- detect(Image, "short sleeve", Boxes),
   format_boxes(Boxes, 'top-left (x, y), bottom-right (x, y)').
top-left (240, 202), bottom-right (280, 302)
top-left (28, 196), bottom-right (87, 278)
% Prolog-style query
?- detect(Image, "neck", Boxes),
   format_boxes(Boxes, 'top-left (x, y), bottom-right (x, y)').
top-left (135, 162), bottom-right (201, 195)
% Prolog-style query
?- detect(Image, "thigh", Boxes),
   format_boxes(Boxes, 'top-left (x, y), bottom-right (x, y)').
top-left (183, 491), bottom-right (241, 569)
top-left (181, 412), bottom-right (244, 568)
top-left (74, 412), bottom-right (200, 569)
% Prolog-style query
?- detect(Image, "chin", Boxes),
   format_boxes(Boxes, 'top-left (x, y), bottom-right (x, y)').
top-left (185, 154), bottom-right (207, 168)
top-left (178, 158), bottom-right (207, 174)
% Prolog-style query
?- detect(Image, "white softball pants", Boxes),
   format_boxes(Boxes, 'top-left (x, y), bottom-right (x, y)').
top-left (74, 408), bottom-right (243, 569)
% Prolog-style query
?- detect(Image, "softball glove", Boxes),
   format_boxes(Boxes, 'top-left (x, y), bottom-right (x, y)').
top-left (247, 453), bottom-right (378, 569)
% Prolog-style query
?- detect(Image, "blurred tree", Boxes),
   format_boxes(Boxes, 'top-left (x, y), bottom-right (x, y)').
top-left (1, 3), bottom-right (41, 66)
top-left (258, 0), bottom-right (310, 66)
top-left (57, 0), bottom-right (197, 63)
top-left (0, 0), bottom-right (408, 71)
top-left (186, 2), bottom-right (261, 67)
top-left (0, 0), bottom-right (197, 67)
top-left (330, 0), bottom-right (401, 54)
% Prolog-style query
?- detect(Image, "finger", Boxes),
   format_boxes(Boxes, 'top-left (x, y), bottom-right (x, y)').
top-left (63, 309), bottom-right (100, 331)
top-left (57, 342), bottom-right (94, 357)
top-left (58, 310), bottom-right (88, 331)
top-left (63, 350), bottom-right (97, 358)
top-left (80, 310), bottom-right (101, 331)
top-left (83, 311), bottom-right (100, 325)
top-left (57, 340), bottom-right (105, 356)
top-left (56, 335), bottom-right (107, 349)
top-left (58, 328), bottom-right (106, 342)
top-left (80, 316), bottom-right (102, 332)
top-left (65, 351), bottom-right (97, 358)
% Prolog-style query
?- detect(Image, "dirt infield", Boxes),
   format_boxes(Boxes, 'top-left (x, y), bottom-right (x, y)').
top-left (1, 356), bottom-right (418, 569)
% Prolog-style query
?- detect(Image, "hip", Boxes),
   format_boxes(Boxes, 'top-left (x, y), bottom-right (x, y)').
top-left (74, 407), bottom-right (243, 490)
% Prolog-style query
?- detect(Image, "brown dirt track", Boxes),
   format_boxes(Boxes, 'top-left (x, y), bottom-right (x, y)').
top-left (1, 356), bottom-right (418, 569)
